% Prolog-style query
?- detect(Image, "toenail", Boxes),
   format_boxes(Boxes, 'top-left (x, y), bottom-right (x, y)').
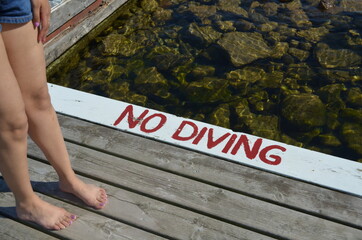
top-left (71, 215), bottom-right (77, 220)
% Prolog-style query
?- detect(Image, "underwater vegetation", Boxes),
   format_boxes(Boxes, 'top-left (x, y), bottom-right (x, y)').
top-left (48, 0), bottom-right (362, 161)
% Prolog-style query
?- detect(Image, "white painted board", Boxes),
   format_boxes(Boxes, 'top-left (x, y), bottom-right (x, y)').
top-left (48, 83), bottom-right (362, 197)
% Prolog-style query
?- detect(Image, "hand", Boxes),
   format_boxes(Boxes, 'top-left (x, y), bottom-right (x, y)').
top-left (31, 0), bottom-right (51, 43)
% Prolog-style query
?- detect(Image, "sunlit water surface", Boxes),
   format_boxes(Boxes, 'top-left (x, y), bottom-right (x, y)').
top-left (48, 0), bottom-right (362, 162)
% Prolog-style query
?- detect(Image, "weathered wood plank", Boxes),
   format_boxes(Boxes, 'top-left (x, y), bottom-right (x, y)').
top-left (0, 215), bottom-right (57, 240)
top-left (56, 114), bottom-right (362, 229)
top-left (50, 0), bottom-right (96, 34)
top-left (45, 0), bottom-right (128, 65)
top-left (28, 140), bottom-right (362, 240)
top-left (25, 158), bottom-right (274, 240)
top-left (0, 182), bottom-right (164, 240)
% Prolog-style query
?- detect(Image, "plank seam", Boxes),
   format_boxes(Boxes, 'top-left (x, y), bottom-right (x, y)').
top-left (59, 113), bottom-right (362, 199)
top-left (27, 155), bottom-right (287, 239)
top-left (22, 159), bottom-right (180, 240)
top-left (0, 192), bottom-right (70, 240)
top-left (27, 156), bottom-right (348, 240)
top-left (52, 136), bottom-right (362, 230)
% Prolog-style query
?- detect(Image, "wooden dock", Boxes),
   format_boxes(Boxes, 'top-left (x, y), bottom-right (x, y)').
top-left (0, 113), bottom-right (361, 239)
top-left (1, 0), bottom-right (361, 239)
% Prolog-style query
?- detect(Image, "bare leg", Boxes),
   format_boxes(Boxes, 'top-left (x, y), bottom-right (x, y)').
top-left (1, 22), bottom-right (107, 209)
top-left (0, 28), bottom-right (74, 230)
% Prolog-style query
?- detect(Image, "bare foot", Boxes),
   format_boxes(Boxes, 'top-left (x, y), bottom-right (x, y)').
top-left (16, 195), bottom-right (76, 230)
top-left (59, 177), bottom-right (107, 209)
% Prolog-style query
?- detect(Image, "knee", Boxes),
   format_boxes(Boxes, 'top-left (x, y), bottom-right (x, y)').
top-left (27, 86), bottom-right (52, 111)
top-left (0, 112), bottom-right (28, 141)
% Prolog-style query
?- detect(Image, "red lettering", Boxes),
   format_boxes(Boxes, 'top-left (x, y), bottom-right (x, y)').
top-left (192, 127), bottom-right (208, 145)
top-left (172, 121), bottom-right (198, 141)
top-left (207, 129), bottom-right (231, 149)
top-left (140, 113), bottom-right (167, 133)
top-left (259, 145), bottom-right (286, 165)
top-left (222, 134), bottom-right (238, 154)
top-left (113, 105), bottom-right (149, 128)
top-left (231, 135), bottom-right (262, 160)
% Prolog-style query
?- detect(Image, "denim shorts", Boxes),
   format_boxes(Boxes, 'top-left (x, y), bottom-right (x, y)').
top-left (0, 0), bottom-right (33, 32)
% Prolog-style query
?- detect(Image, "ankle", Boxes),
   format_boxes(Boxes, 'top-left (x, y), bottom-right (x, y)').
top-left (58, 171), bottom-right (77, 185)
top-left (15, 193), bottom-right (40, 209)
top-left (59, 174), bottom-right (81, 189)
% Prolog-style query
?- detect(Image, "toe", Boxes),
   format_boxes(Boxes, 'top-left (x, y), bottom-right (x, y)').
top-left (50, 223), bottom-right (61, 231)
top-left (55, 221), bottom-right (66, 230)
top-left (60, 218), bottom-right (71, 228)
top-left (100, 188), bottom-right (107, 196)
top-left (97, 192), bottom-right (107, 202)
top-left (64, 215), bottom-right (72, 224)
top-left (69, 214), bottom-right (77, 221)
top-left (97, 199), bottom-right (107, 208)
top-left (65, 212), bottom-right (74, 219)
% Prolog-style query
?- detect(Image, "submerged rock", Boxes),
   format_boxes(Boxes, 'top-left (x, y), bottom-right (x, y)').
top-left (281, 93), bottom-right (326, 129)
top-left (47, 0), bottom-right (362, 161)
top-left (190, 65), bottom-right (215, 79)
top-left (184, 77), bottom-right (231, 103)
top-left (217, 0), bottom-right (248, 17)
top-left (188, 2), bottom-right (217, 22)
top-left (108, 82), bottom-right (148, 106)
top-left (134, 67), bottom-right (169, 96)
top-left (315, 43), bottom-right (362, 69)
top-left (102, 34), bottom-right (144, 57)
top-left (285, 0), bottom-right (312, 27)
top-left (318, 134), bottom-right (342, 147)
top-left (286, 63), bottom-right (316, 82)
top-left (234, 99), bottom-right (254, 128)
top-left (226, 66), bottom-right (266, 85)
top-left (319, 68), bottom-right (361, 83)
top-left (248, 90), bottom-right (272, 112)
top-left (340, 0), bottom-right (362, 12)
top-left (318, 85), bottom-right (347, 128)
top-left (271, 42), bottom-right (289, 59)
top-left (152, 8), bottom-right (173, 23)
top-left (139, 0), bottom-right (158, 12)
top-left (317, 84), bottom-right (346, 103)
top-left (341, 108), bottom-right (362, 123)
top-left (260, 71), bottom-right (284, 88)
top-left (346, 88), bottom-right (362, 107)
top-left (346, 30), bottom-right (362, 46)
top-left (341, 122), bottom-right (362, 155)
top-left (258, 22), bottom-right (279, 32)
top-left (319, 0), bottom-right (335, 10)
top-left (234, 19), bottom-right (255, 32)
top-left (296, 27), bottom-right (329, 43)
top-left (215, 20), bottom-right (236, 33)
top-left (209, 104), bottom-right (231, 129)
top-left (185, 22), bottom-right (222, 47)
top-left (288, 47), bottom-right (310, 62)
top-left (217, 32), bottom-right (272, 67)
top-left (249, 115), bottom-right (281, 140)
top-left (146, 46), bottom-right (190, 71)
top-left (262, 2), bottom-right (280, 16)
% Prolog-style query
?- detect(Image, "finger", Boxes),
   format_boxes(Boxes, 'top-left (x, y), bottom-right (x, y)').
top-left (39, 5), bottom-right (51, 43)
top-left (31, 1), bottom-right (41, 29)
